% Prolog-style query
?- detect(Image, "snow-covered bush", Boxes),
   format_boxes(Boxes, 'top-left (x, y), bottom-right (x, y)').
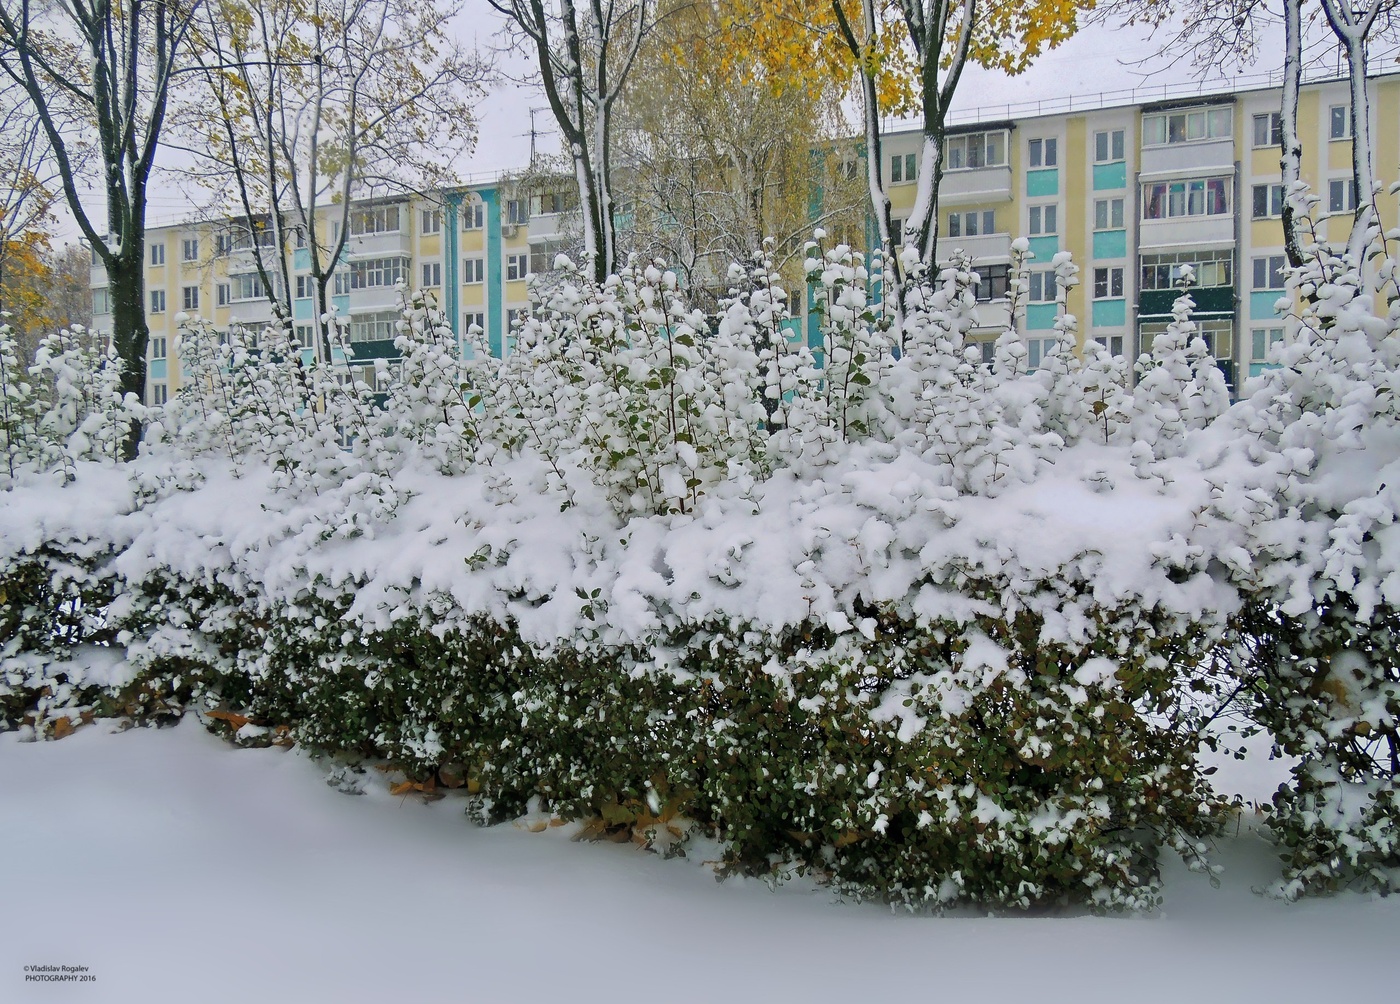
top-left (8, 222), bottom-right (1400, 907)
top-left (1213, 235), bottom-right (1400, 897)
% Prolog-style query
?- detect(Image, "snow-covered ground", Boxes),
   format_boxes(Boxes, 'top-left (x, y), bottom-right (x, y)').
top-left (3, 719), bottom-right (1397, 1004)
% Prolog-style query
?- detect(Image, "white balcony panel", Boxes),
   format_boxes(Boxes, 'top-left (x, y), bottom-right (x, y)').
top-left (90, 264), bottom-right (108, 287)
top-left (1138, 215), bottom-right (1234, 250)
top-left (939, 165), bottom-right (1014, 204)
top-left (1139, 139), bottom-right (1236, 179)
top-left (345, 231), bottom-right (412, 258)
top-left (526, 212), bottom-right (573, 243)
top-left (942, 232), bottom-right (1012, 265)
top-left (347, 287), bottom-right (402, 312)
top-left (226, 299), bottom-right (276, 328)
top-left (970, 299), bottom-right (1013, 332)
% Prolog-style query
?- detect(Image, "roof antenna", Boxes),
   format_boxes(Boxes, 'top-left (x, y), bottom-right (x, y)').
top-left (528, 107), bottom-right (551, 166)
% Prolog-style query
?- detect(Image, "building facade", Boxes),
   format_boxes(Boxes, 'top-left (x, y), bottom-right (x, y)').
top-left (94, 71), bottom-right (1400, 404)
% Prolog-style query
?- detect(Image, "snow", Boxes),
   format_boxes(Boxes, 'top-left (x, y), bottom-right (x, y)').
top-left (3, 718), bottom-right (1397, 1004)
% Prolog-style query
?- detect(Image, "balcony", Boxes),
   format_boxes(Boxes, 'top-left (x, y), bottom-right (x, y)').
top-left (526, 212), bottom-right (576, 243)
top-left (343, 230), bottom-right (412, 258)
top-left (225, 297), bottom-right (276, 328)
top-left (941, 232), bottom-right (1012, 265)
top-left (1140, 137), bottom-right (1236, 179)
top-left (939, 165), bottom-right (1013, 204)
top-left (1139, 214), bottom-right (1234, 250)
top-left (347, 286), bottom-right (404, 312)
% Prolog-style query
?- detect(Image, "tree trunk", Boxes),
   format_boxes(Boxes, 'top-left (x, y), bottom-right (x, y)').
top-left (1280, 0), bottom-right (1305, 270)
top-left (106, 251), bottom-right (148, 460)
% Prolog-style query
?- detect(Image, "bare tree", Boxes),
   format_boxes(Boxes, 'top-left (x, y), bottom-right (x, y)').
top-left (0, 0), bottom-right (203, 457)
top-left (489, 0), bottom-right (652, 283)
top-left (178, 0), bottom-right (487, 357)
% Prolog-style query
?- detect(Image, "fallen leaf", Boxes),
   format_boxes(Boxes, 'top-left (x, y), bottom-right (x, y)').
top-left (50, 717), bottom-right (75, 740)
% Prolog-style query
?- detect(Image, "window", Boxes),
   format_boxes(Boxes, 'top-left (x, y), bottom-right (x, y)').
top-left (150, 289), bottom-right (166, 312)
top-left (421, 209), bottom-right (442, 234)
top-left (348, 256), bottom-right (409, 289)
top-left (890, 152), bottom-right (916, 183)
top-left (92, 288), bottom-right (111, 314)
top-left (530, 242), bottom-right (570, 274)
top-left (1028, 137), bottom-right (1057, 167)
top-left (216, 283), bottom-right (230, 306)
top-left (463, 257), bottom-right (485, 284)
top-left (1142, 177), bottom-right (1230, 219)
top-left (333, 271), bottom-right (351, 296)
top-left (150, 336), bottom-right (167, 359)
top-left (1252, 112), bottom-right (1283, 148)
top-left (973, 263), bottom-right (1010, 302)
top-left (295, 275), bottom-right (312, 300)
top-left (507, 254), bottom-right (529, 281)
top-left (349, 205), bottom-right (401, 235)
top-left (1095, 335), bottom-right (1126, 357)
top-left (1028, 270), bottom-right (1056, 303)
top-left (1252, 326), bottom-right (1284, 363)
top-left (150, 243), bottom-right (165, 266)
top-left (294, 228), bottom-right (307, 249)
top-left (1028, 204), bottom-right (1057, 235)
top-left (1252, 254), bottom-right (1287, 290)
top-left (1252, 183), bottom-right (1284, 219)
top-left (422, 261), bottom-right (442, 287)
top-left (946, 210), bottom-right (994, 239)
top-left (505, 199), bottom-right (528, 226)
top-left (530, 191), bottom-right (573, 215)
top-left (348, 310), bottom-right (399, 343)
top-left (1094, 197), bottom-right (1125, 230)
top-left (1330, 105), bottom-right (1351, 140)
top-left (1094, 129), bottom-right (1125, 163)
top-left (839, 157), bottom-right (860, 181)
top-left (945, 130), bottom-right (1007, 170)
top-left (889, 218), bottom-right (904, 242)
top-left (149, 383), bottom-right (168, 406)
top-left (462, 202), bottom-right (485, 230)
top-left (182, 286), bottom-right (199, 311)
top-left (294, 325), bottom-right (314, 349)
top-left (1093, 267), bottom-right (1124, 299)
top-left (182, 238), bottom-right (199, 262)
top-left (1141, 250), bottom-right (1232, 290)
top-left (215, 234), bottom-right (233, 256)
top-left (1027, 337), bottom-right (1058, 371)
top-left (229, 272), bottom-right (268, 301)
top-left (463, 311), bottom-right (485, 334)
top-left (1329, 178), bottom-right (1357, 213)
top-left (1142, 106), bottom-right (1232, 146)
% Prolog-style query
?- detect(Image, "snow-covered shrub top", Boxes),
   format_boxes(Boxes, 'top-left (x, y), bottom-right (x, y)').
top-left (4, 229), bottom-right (1400, 902)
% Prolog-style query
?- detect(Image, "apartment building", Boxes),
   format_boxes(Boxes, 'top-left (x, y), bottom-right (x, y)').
top-left (93, 70), bottom-right (1400, 404)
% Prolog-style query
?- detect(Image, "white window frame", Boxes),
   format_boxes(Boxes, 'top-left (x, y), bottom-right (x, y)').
top-left (943, 130), bottom-right (1007, 171)
top-left (1027, 270), bottom-right (1056, 303)
top-left (1329, 105), bottom-right (1352, 141)
top-left (1252, 112), bottom-right (1282, 148)
top-left (462, 202), bottom-right (485, 230)
top-left (463, 257), bottom-right (485, 284)
top-left (1142, 106), bottom-right (1232, 146)
top-left (1093, 266), bottom-right (1124, 300)
top-left (1093, 129), bottom-right (1125, 163)
top-left (506, 253), bottom-right (529, 282)
top-left (150, 243), bottom-right (165, 266)
top-left (421, 261), bottom-right (442, 288)
top-left (421, 208), bottom-right (442, 234)
top-left (1028, 204), bottom-right (1057, 236)
top-left (1251, 254), bottom-right (1287, 291)
top-left (181, 285), bottom-right (199, 311)
top-left (150, 336), bottom-right (168, 359)
top-left (149, 288), bottom-right (166, 312)
top-left (1094, 197), bottom-right (1125, 230)
top-left (1028, 137), bottom-right (1058, 168)
top-left (1329, 177), bottom-right (1357, 213)
top-left (182, 238), bottom-right (199, 262)
top-left (1252, 183), bottom-right (1284, 219)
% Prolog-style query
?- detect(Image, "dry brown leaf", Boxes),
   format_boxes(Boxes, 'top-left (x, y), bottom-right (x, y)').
top-left (389, 780), bottom-right (417, 797)
top-left (50, 717), bottom-right (75, 740)
top-left (205, 709), bottom-right (251, 730)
